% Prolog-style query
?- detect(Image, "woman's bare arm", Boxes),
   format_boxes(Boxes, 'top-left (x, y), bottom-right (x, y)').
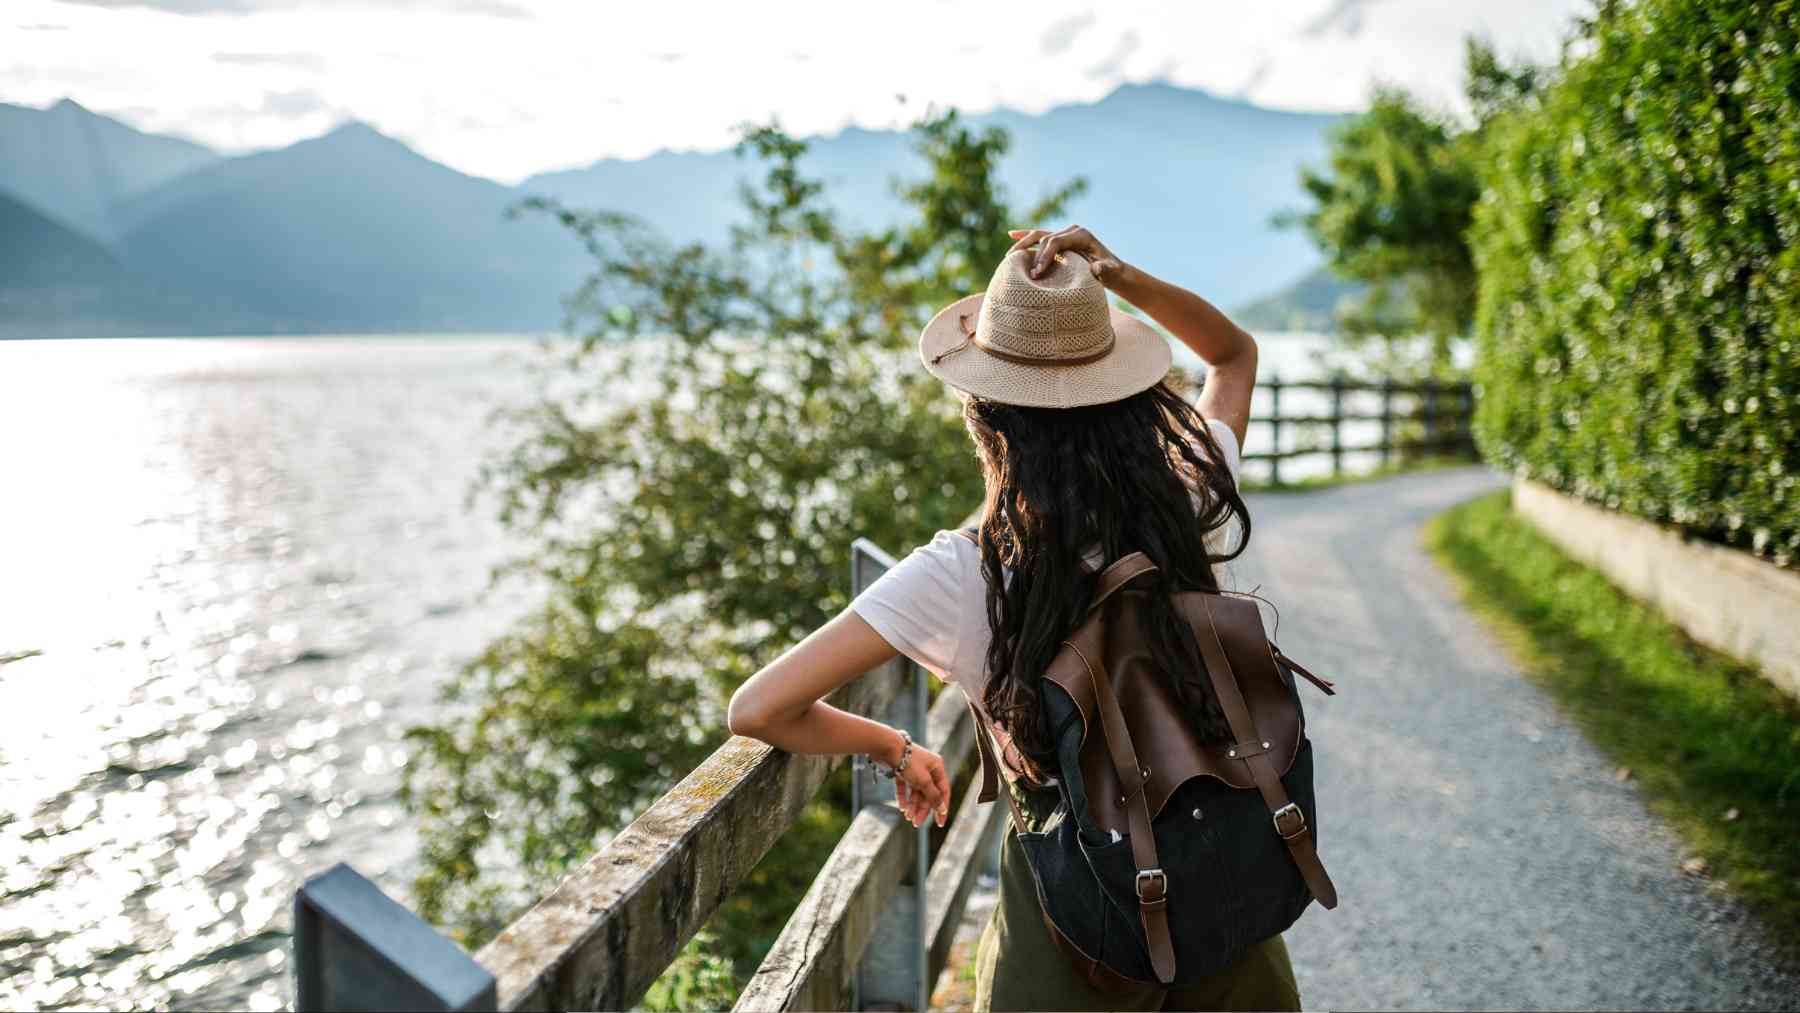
top-left (727, 609), bottom-right (951, 827)
top-left (1009, 226), bottom-right (1259, 448)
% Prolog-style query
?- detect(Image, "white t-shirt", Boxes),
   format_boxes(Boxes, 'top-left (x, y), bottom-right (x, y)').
top-left (849, 417), bottom-right (1242, 704)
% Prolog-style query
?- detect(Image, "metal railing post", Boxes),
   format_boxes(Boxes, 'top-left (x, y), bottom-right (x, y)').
top-left (849, 538), bottom-right (929, 1012)
top-left (293, 864), bottom-right (495, 1013)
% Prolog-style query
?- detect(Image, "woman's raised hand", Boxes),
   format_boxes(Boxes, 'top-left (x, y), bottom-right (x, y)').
top-left (895, 743), bottom-right (951, 828)
top-left (1007, 225), bottom-right (1127, 288)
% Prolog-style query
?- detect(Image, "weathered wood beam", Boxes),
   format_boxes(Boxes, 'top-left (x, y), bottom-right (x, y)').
top-left (734, 686), bottom-right (984, 1011)
top-left (477, 658), bottom-right (908, 1012)
top-left (924, 769), bottom-right (1006, 988)
top-left (731, 805), bottom-right (914, 1012)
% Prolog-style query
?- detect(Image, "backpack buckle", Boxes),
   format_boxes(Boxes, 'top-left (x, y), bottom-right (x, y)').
top-left (1134, 868), bottom-right (1168, 905)
top-left (1272, 802), bottom-right (1307, 841)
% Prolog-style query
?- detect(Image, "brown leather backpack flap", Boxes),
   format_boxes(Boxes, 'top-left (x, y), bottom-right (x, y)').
top-left (1045, 588), bottom-right (1302, 835)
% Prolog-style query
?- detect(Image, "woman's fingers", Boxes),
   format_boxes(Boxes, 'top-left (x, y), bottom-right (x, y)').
top-left (1031, 225), bottom-right (1090, 277)
top-left (892, 752), bottom-right (950, 828)
top-left (931, 759), bottom-right (952, 827)
top-left (1007, 228), bottom-right (1049, 253)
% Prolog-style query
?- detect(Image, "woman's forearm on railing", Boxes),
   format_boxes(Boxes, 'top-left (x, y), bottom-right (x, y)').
top-left (726, 607), bottom-right (906, 762)
top-left (731, 700), bottom-right (905, 766)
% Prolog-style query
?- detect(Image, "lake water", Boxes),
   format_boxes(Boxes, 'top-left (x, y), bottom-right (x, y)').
top-left (0, 332), bottom-right (1342, 1011)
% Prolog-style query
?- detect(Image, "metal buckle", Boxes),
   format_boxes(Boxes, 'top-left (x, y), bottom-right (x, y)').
top-left (1272, 802), bottom-right (1307, 841)
top-left (1134, 868), bottom-right (1168, 904)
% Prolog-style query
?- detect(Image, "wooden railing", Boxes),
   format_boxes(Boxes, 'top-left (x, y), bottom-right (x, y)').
top-left (294, 538), bottom-right (1007, 1012)
top-left (1248, 375), bottom-right (1476, 485)
top-left (291, 374), bottom-right (1479, 1011)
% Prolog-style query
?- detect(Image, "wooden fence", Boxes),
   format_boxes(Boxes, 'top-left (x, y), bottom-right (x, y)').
top-left (1248, 375), bottom-right (1476, 485)
top-left (295, 539), bottom-right (1007, 1012)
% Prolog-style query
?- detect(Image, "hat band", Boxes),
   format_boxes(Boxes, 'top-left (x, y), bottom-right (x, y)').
top-left (932, 312), bottom-right (1117, 367)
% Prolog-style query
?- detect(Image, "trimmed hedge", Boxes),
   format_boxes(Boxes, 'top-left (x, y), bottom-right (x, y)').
top-left (1470, 0), bottom-right (1800, 565)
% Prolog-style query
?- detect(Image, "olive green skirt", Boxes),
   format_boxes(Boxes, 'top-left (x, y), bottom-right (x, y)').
top-left (973, 823), bottom-right (1302, 1012)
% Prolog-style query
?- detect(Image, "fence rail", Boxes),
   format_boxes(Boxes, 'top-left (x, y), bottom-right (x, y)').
top-left (1245, 375), bottom-right (1476, 484)
top-left (294, 538), bottom-right (1005, 1012)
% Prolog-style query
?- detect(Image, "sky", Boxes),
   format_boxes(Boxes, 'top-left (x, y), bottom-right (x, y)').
top-left (3, 0), bottom-right (1589, 184)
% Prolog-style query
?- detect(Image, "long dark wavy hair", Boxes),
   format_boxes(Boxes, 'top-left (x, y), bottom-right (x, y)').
top-left (966, 380), bottom-right (1251, 776)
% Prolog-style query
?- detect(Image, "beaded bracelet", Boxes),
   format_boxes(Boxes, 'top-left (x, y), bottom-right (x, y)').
top-left (873, 728), bottom-right (913, 780)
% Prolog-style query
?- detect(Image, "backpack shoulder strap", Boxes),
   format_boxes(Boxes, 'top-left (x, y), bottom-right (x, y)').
top-left (955, 526), bottom-right (1157, 803)
top-left (1088, 552), bottom-right (1157, 614)
top-left (1063, 623), bottom-right (1180, 983)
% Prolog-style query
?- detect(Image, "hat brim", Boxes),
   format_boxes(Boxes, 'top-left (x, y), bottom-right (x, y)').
top-left (918, 293), bottom-right (1173, 408)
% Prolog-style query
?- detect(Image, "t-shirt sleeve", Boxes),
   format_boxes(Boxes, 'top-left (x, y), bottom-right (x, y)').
top-left (1205, 417), bottom-right (1242, 488)
top-left (848, 528), bottom-right (967, 680)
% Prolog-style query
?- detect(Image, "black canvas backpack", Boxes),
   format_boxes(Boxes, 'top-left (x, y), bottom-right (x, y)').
top-left (963, 544), bottom-right (1340, 990)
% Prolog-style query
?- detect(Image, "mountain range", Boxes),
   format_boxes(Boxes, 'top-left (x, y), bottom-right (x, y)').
top-left (1, 85), bottom-right (1344, 339)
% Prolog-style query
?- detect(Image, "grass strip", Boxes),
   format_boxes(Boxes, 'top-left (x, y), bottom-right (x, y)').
top-left (1426, 489), bottom-right (1800, 952)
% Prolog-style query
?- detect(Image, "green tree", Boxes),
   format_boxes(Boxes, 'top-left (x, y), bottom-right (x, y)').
top-left (401, 110), bottom-right (1082, 983)
top-left (1288, 39), bottom-right (1542, 376)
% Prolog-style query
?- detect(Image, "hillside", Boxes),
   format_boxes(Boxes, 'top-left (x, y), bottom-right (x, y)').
top-left (1233, 265), bottom-right (1363, 334)
top-left (0, 98), bottom-right (219, 244)
top-left (113, 122), bottom-right (591, 333)
top-left (3, 84), bottom-right (1341, 336)
top-left (0, 188), bottom-right (255, 338)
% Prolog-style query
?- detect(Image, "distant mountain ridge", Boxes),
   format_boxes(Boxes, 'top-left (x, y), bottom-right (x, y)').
top-left (523, 83), bottom-right (1341, 316)
top-left (0, 98), bottom-right (218, 244)
top-left (109, 121), bottom-right (591, 333)
top-left (2, 85), bottom-right (1340, 337)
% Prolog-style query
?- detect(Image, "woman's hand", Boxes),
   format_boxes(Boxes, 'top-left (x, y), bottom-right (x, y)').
top-left (891, 739), bottom-right (951, 828)
top-left (1008, 225), bottom-right (1128, 288)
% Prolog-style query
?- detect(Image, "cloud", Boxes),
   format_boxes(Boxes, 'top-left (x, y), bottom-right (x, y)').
top-left (18, 23), bottom-right (71, 30)
top-left (1039, 12), bottom-right (1096, 57)
top-left (259, 87), bottom-right (332, 118)
top-left (1084, 30), bottom-right (1141, 80)
top-left (6, 0), bottom-right (1589, 182)
top-left (1300, 0), bottom-right (1385, 39)
top-left (56, 0), bottom-right (530, 17)
top-left (213, 50), bottom-right (325, 70)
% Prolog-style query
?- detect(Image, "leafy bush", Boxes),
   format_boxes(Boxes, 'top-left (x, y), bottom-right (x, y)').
top-left (1470, 0), bottom-right (1800, 564)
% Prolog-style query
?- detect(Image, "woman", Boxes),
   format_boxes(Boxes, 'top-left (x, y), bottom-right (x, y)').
top-left (727, 224), bottom-right (1298, 1011)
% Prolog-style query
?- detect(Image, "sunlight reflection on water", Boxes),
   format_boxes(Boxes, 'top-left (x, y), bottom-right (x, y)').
top-left (0, 336), bottom-right (549, 1011)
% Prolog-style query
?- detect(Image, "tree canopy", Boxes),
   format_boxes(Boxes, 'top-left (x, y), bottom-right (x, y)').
top-left (1288, 39), bottom-right (1541, 375)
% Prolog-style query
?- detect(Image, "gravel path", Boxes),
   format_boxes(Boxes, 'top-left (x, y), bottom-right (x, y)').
top-left (1233, 466), bottom-right (1800, 1010)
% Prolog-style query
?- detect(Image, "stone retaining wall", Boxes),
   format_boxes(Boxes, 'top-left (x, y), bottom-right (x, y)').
top-left (1512, 479), bottom-right (1800, 701)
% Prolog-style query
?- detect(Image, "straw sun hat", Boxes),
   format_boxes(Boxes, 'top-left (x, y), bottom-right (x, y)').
top-left (919, 248), bottom-right (1171, 408)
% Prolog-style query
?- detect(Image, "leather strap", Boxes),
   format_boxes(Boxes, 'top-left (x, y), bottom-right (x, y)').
top-left (968, 696), bottom-right (1002, 805)
top-left (1193, 597), bottom-right (1339, 909)
top-left (1274, 645), bottom-right (1336, 695)
top-left (1066, 637), bottom-right (1179, 983)
top-left (1087, 552), bottom-right (1158, 615)
top-left (955, 532), bottom-right (1153, 809)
